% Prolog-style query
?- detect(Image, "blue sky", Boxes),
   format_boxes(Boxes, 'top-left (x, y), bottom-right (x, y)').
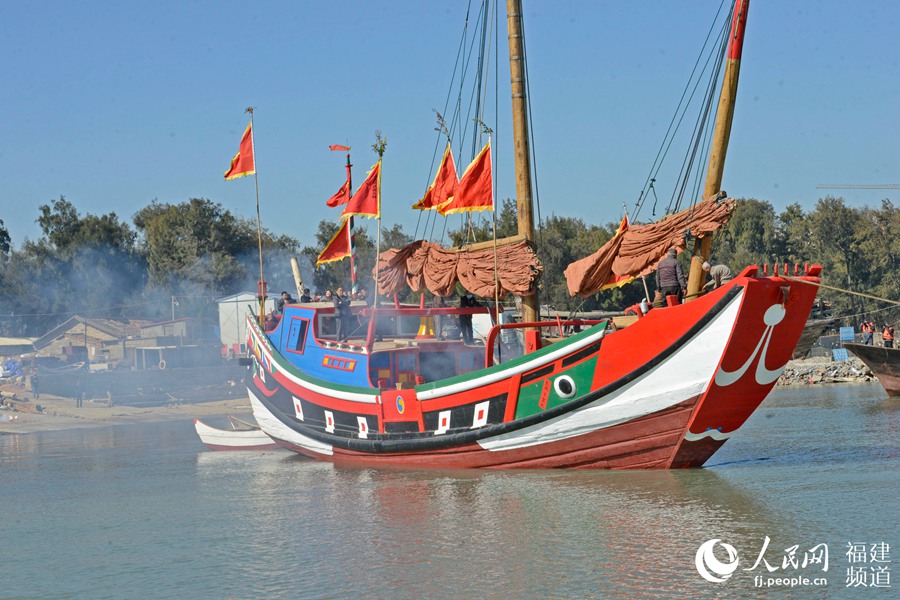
top-left (2, 0), bottom-right (898, 250)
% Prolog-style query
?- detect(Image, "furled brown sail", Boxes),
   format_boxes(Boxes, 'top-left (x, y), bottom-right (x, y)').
top-left (564, 195), bottom-right (735, 297)
top-left (376, 239), bottom-right (542, 298)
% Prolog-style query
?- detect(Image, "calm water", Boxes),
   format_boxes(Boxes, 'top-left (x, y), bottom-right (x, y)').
top-left (1, 384), bottom-right (897, 600)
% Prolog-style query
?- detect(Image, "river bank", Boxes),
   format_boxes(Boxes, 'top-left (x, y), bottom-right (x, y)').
top-left (0, 356), bottom-right (880, 435)
top-left (0, 384), bottom-right (250, 434)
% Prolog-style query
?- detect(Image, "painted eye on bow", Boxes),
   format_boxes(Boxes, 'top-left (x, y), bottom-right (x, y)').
top-left (554, 375), bottom-right (576, 399)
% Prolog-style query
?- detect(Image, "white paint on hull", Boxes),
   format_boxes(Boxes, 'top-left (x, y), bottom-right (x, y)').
top-left (478, 289), bottom-right (745, 452)
top-left (683, 428), bottom-right (733, 442)
top-left (249, 389), bottom-right (334, 455)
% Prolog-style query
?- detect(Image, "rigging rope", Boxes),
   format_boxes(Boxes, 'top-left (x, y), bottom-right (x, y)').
top-left (632, 0), bottom-right (733, 223)
top-left (666, 11), bottom-right (729, 217)
top-left (784, 277), bottom-right (900, 307)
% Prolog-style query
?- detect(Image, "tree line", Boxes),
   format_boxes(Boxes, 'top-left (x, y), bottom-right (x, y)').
top-left (0, 195), bottom-right (897, 337)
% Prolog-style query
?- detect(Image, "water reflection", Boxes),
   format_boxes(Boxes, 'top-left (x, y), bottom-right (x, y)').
top-left (206, 459), bottom-right (800, 598)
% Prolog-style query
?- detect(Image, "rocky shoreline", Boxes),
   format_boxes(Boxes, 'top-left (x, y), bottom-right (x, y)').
top-left (777, 356), bottom-right (875, 386)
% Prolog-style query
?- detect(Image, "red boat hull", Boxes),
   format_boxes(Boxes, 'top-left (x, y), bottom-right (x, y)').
top-left (247, 268), bottom-right (820, 469)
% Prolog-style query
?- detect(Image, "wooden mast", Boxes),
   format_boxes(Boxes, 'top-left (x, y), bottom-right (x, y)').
top-left (686, 0), bottom-right (750, 300)
top-left (506, 0), bottom-right (539, 342)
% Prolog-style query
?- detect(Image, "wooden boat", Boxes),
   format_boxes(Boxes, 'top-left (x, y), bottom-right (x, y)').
top-left (792, 317), bottom-right (837, 359)
top-left (843, 343), bottom-right (900, 396)
top-left (193, 416), bottom-right (279, 451)
top-left (246, 0), bottom-right (822, 469)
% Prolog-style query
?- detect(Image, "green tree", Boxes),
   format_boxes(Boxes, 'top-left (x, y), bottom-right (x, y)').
top-left (711, 198), bottom-right (778, 268)
top-left (1, 197), bottom-right (145, 335)
top-left (776, 203), bottom-right (812, 263)
top-left (134, 198), bottom-right (258, 290)
top-left (446, 199), bottom-right (518, 247)
top-left (807, 196), bottom-right (864, 315)
top-left (0, 218), bottom-right (10, 262)
top-left (381, 223), bottom-right (413, 251)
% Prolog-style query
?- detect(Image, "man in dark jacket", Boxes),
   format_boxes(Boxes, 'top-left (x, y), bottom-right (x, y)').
top-left (333, 287), bottom-right (353, 341)
top-left (275, 291), bottom-right (295, 313)
top-left (655, 248), bottom-right (686, 303)
top-left (459, 293), bottom-right (481, 344)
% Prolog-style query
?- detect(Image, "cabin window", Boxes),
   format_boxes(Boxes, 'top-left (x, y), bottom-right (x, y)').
top-left (286, 318), bottom-right (309, 354)
top-left (397, 353), bottom-right (416, 372)
top-left (395, 351), bottom-right (418, 386)
top-left (318, 314), bottom-right (337, 339)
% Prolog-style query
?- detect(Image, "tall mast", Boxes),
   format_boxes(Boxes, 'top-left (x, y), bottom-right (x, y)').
top-left (686, 0), bottom-right (750, 299)
top-left (506, 0), bottom-right (539, 330)
top-left (247, 107), bottom-right (267, 325)
top-left (345, 153), bottom-right (358, 296)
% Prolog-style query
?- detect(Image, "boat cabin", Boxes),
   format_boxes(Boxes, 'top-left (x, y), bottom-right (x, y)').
top-left (262, 301), bottom-right (491, 389)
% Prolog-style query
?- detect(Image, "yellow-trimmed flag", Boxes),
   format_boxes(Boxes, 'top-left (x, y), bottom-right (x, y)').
top-left (224, 122), bottom-right (255, 180)
top-left (316, 219), bottom-right (351, 265)
top-left (439, 139), bottom-right (492, 215)
top-left (413, 142), bottom-right (458, 211)
top-left (341, 161), bottom-right (381, 220)
top-left (326, 180), bottom-right (351, 207)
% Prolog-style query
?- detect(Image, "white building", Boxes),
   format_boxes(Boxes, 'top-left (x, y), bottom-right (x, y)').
top-left (217, 292), bottom-right (275, 355)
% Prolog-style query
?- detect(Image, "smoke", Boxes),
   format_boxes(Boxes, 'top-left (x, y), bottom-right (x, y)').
top-left (232, 247), bottom-right (317, 299)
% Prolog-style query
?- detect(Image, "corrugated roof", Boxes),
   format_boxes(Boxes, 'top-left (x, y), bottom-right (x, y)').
top-left (33, 316), bottom-right (150, 349)
top-left (0, 337), bottom-right (36, 345)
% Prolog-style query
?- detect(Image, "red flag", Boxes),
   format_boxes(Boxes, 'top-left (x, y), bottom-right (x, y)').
top-left (413, 143), bottom-right (458, 211)
top-left (316, 219), bottom-right (351, 265)
top-left (325, 180), bottom-right (351, 207)
top-left (224, 122), bottom-right (255, 180)
top-left (439, 140), bottom-right (492, 215)
top-left (341, 161), bottom-right (381, 220)
top-left (329, 144), bottom-right (351, 152)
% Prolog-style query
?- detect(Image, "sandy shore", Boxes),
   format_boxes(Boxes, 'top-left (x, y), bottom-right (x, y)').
top-left (1, 385), bottom-right (251, 434)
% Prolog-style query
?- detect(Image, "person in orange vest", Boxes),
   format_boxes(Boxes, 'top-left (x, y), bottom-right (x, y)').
top-left (861, 320), bottom-right (874, 345)
top-left (882, 324), bottom-right (894, 348)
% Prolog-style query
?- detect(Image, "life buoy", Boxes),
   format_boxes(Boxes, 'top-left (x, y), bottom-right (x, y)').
top-left (158, 360), bottom-right (167, 370)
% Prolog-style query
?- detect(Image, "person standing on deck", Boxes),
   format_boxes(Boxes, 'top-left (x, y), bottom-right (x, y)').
top-left (701, 261), bottom-right (734, 290)
top-left (333, 287), bottom-right (353, 342)
top-left (882, 324), bottom-right (894, 348)
top-left (655, 248), bottom-right (686, 303)
top-left (459, 293), bottom-right (481, 344)
top-left (433, 295), bottom-right (446, 339)
top-left (275, 291), bottom-right (295, 314)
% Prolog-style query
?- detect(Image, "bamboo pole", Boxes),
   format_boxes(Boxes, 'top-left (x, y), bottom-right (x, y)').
top-left (506, 0), bottom-right (539, 341)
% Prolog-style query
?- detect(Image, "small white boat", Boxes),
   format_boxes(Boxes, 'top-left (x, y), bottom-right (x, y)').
top-left (193, 416), bottom-right (279, 451)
